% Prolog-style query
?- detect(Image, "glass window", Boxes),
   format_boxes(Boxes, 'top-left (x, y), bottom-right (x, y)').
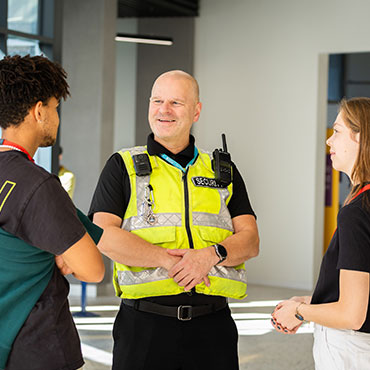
top-left (34, 147), bottom-right (52, 171)
top-left (0, 34), bottom-right (5, 58)
top-left (6, 35), bottom-right (51, 171)
top-left (328, 54), bottom-right (344, 102)
top-left (1, 0), bottom-right (59, 174)
top-left (7, 35), bottom-right (42, 56)
top-left (8, 0), bottom-right (39, 35)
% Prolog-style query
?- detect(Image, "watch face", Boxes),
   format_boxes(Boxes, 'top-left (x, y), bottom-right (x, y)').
top-left (217, 244), bottom-right (227, 258)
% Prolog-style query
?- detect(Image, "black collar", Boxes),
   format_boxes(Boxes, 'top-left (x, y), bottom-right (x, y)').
top-left (147, 133), bottom-right (196, 168)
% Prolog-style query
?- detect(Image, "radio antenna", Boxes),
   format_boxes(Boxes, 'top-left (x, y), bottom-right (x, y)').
top-left (222, 133), bottom-right (228, 152)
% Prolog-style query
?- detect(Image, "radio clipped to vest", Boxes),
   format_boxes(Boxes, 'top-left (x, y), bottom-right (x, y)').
top-left (133, 153), bottom-right (152, 176)
top-left (212, 134), bottom-right (232, 187)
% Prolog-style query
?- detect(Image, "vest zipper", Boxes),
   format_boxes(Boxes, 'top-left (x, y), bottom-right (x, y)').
top-left (182, 170), bottom-right (194, 249)
top-left (182, 170), bottom-right (195, 295)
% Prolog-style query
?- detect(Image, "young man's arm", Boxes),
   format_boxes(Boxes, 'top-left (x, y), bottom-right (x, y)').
top-left (59, 232), bottom-right (105, 282)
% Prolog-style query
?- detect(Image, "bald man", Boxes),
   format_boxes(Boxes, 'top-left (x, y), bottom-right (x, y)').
top-left (89, 70), bottom-right (259, 370)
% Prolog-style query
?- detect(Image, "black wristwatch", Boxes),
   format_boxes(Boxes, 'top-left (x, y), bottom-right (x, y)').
top-left (213, 244), bottom-right (227, 265)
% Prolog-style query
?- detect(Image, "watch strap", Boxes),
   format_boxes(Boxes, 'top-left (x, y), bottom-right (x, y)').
top-left (213, 244), bottom-right (227, 265)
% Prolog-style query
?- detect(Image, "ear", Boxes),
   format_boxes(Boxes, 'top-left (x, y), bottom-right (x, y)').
top-left (193, 102), bottom-right (202, 123)
top-left (32, 101), bottom-right (44, 123)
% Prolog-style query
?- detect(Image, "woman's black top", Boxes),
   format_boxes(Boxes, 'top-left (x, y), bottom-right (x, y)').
top-left (311, 190), bottom-right (370, 333)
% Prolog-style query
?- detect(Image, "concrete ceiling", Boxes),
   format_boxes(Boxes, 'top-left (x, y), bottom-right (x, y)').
top-left (118, 0), bottom-right (199, 17)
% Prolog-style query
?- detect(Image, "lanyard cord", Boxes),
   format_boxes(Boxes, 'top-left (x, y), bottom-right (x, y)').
top-left (330, 183), bottom-right (370, 238)
top-left (159, 147), bottom-right (199, 173)
top-left (0, 139), bottom-right (35, 162)
top-left (350, 183), bottom-right (370, 203)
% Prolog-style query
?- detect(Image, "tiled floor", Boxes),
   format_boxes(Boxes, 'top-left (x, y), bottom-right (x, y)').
top-left (70, 284), bottom-right (314, 370)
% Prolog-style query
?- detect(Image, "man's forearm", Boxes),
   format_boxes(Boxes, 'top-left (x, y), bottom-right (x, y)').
top-left (98, 226), bottom-right (179, 270)
top-left (219, 228), bottom-right (259, 266)
top-left (218, 214), bottom-right (259, 267)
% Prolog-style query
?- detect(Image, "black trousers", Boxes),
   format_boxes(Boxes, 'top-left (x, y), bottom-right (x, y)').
top-left (112, 302), bottom-right (239, 370)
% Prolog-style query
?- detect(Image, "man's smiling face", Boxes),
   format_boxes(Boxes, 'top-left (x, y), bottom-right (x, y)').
top-left (148, 73), bottom-right (201, 150)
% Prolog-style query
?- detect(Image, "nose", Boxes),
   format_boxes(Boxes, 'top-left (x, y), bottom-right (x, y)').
top-left (159, 101), bottom-right (171, 114)
top-left (326, 134), bottom-right (333, 147)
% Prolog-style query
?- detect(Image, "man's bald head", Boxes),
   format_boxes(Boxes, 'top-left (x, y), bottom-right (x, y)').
top-left (148, 70), bottom-right (202, 152)
top-left (152, 70), bottom-right (200, 103)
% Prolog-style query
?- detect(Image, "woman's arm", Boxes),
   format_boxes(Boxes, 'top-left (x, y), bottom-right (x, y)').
top-left (273, 269), bottom-right (369, 331)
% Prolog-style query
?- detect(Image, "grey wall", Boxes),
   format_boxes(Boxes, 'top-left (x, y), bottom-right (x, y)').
top-left (194, 0), bottom-right (370, 290)
top-left (114, 18), bottom-right (138, 151)
top-left (61, 0), bottom-right (116, 213)
top-left (135, 17), bottom-right (195, 145)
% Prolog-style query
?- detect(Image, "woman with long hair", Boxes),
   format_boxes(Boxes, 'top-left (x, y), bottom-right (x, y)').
top-left (272, 97), bottom-right (370, 369)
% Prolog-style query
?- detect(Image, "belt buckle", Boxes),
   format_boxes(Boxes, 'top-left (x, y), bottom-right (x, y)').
top-left (177, 305), bottom-right (192, 321)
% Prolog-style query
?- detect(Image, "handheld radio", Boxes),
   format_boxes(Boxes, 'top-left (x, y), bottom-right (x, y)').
top-left (212, 134), bottom-right (232, 187)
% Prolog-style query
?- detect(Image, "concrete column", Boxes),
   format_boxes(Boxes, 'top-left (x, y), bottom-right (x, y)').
top-left (61, 0), bottom-right (116, 295)
top-left (135, 17), bottom-right (195, 145)
top-left (61, 0), bottom-right (116, 213)
top-left (114, 18), bottom-right (138, 151)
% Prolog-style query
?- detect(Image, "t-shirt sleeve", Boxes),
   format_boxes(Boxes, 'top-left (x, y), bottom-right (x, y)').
top-left (76, 208), bottom-right (103, 243)
top-left (227, 163), bottom-right (256, 219)
top-left (88, 153), bottom-right (131, 220)
top-left (337, 204), bottom-right (370, 273)
top-left (16, 176), bottom-right (86, 255)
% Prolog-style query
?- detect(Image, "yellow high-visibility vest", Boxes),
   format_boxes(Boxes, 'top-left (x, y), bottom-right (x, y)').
top-left (113, 146), bottom-right (247, 300)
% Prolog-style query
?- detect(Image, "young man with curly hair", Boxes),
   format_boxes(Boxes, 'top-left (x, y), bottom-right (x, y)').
top-left (0, 55), bottom-right (105, 370)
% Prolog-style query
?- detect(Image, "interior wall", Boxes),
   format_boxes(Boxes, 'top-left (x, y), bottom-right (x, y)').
top-left (114, 18), bottom-right (138, 151)
top-left (194, 0), bottom-right (370, 289)
top-left (135, 17), bottom-right (194, 145)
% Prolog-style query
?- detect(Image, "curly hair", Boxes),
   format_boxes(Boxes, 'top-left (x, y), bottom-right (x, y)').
top-left (0, 54), bottom-right (70, 129)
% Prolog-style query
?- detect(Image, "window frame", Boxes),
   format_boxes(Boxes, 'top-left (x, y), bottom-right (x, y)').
top-left (0, 0), bottom-right (63, 174)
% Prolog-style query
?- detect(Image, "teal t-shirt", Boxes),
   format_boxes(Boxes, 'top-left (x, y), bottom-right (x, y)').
top-left (0, 209), bottom-right (103, 369)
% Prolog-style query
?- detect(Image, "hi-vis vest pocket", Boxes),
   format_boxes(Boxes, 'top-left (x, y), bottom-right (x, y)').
top-left (132, 226), bottom-right (176, 245)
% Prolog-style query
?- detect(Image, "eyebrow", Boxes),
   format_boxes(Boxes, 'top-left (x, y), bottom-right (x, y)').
top-left (150, 96), bottom-right (186, 103)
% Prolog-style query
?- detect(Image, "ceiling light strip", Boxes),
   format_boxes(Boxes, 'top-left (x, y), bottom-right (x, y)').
top-left (115, 36), bottom-right (172, 46)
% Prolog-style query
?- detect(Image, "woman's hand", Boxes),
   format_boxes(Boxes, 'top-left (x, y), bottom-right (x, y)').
top-left (271, 314), bottom-right (301, 334)
top-left (270, 295), bottom-right (311, 334)
top-left (272, 300), bottom-right (303, 331)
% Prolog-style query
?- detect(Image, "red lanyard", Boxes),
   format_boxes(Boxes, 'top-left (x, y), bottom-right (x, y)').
top-left (329, 184), bottom-right (370, 240)
top-left (0, 139), bottom-right (34, 162)
top-left (350, 183), bottom-right (370, 203)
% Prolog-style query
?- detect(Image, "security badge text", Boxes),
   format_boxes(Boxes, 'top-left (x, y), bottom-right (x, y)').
top-left (191, 176), bottom-right (221, 189)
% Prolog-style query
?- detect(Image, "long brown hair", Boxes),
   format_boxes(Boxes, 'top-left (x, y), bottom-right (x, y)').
top-left (340, 97), bottom-right (370, 206)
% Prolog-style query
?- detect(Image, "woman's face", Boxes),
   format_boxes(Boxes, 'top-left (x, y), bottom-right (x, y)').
top-left (326, 111), bottom-right (360, 180)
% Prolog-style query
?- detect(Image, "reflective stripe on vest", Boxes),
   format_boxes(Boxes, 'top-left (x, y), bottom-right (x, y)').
top-left (113, 146), bottom-right (247, 300)
top-left (116, 265), bottom-right (247, 286)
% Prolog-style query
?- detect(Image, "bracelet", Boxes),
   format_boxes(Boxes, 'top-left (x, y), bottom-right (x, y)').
top-left (295, 302), bottom-right (305, 321)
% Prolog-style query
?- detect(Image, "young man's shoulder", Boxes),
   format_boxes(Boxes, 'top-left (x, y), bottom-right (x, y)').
top-left (0, 151), bottom-right (85, 254)
top-left (0, 151), bottom-right (54, 189)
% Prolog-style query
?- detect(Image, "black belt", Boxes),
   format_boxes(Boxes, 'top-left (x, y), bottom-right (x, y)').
top-left (122, 299), bottom-right (228, 321)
